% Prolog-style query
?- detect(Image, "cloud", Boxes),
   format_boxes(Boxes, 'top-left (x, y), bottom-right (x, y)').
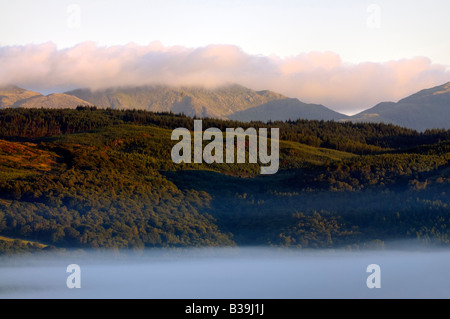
top-left (1, 42), bottom-right (449, 114)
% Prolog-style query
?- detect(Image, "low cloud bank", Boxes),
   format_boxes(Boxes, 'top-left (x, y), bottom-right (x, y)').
top-left (1, 42), bottom-right (449, 114)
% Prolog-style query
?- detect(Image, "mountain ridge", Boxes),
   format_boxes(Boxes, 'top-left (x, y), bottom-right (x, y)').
top-left (1, 82), bottom-right (450, 131)
top-left (227, 97), bottom-right (348, 122)
top-left (0, 85), bottom-right (92, 109)
top-left (348, 82), bottom-right (450, 131)
top-left (64, 84), bottom-right (288, 118)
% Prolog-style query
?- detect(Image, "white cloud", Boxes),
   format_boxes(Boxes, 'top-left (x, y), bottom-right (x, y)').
top-left (1, 42), bottom-right (449, 114)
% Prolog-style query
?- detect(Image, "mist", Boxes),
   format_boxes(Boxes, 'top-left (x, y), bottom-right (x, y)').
top-left (1, 42), bottom-right (450, 114)
top-left (1, 245), bottom-right (449, 299)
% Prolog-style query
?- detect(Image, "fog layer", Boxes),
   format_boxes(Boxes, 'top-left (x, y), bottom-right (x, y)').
top-left (1, 246), bottom-right (449, 299)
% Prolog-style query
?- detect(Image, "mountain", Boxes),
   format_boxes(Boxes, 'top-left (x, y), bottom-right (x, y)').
top-left (227, 98), bottom-right (348, 122)
top-left (17, 93), bottom-right (93, 109)
top-left (1, 84), bottom-right (347, 122)
top-left (0, 85), bottom-right (42, 107)
top-left (0, 85), bottom-right (91, 109)
top-left (66, 84), bottom-right (349, 122)
top-left (348, 82), bottom-right (450, 131)
top-left (65, 84), bottom-right (286, 118)
top-left (4, 82), bottom-right (450, 130)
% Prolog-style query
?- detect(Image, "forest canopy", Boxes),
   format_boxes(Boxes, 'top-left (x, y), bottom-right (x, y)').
top-left (0, 107), bottom-right (448, 254)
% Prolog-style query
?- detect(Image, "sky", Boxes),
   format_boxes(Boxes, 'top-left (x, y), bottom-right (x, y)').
top-left (1, 0), bottom-right (450, 114)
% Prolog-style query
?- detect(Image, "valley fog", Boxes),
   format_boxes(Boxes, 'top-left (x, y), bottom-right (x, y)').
top-left (1, 245), bottom-right (449, 299)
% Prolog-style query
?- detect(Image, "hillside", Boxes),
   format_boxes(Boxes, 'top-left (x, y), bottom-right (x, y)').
top-left (0, 108), bottom-right (449, 254)
top-left (349, 82), bottom-right (450, 131)
top-left (18, 93), bottom-right (92, 109)
top-left (65, 84), bottom-right (287, 118)
top-left (0, 85), bottom-right (42, 107)
top-left (228, 98), bottom-right (348, 122)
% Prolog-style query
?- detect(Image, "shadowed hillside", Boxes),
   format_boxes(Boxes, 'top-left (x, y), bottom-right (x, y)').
top-left (348, 82), bottom-right (450, 131)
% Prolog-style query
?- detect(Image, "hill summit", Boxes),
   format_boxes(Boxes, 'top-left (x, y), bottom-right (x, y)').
top-left (0, 85), bottom-right (91, 109)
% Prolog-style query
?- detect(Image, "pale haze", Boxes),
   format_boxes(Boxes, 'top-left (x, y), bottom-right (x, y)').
top-left (1, 0), bottom-right (450, 114)
top-left (1, 247), bottom-right (450, 299)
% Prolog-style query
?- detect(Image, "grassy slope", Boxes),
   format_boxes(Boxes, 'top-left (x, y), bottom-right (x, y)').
top-left (42, 123), bottom-right (355, 174)
top-left (0, 235), bottom-right (47, 248)
top-left (0, 139), bottom-right (60, 181)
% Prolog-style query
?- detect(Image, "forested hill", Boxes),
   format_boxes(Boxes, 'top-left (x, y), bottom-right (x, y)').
top-left (1, 106), bottom-right (448, 153)
top-left (0, 107), bottom-right (449, 254)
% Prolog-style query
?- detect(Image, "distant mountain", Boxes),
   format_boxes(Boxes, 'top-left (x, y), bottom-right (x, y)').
top-left (66, 84), bottom-right (349, 122)
top-left (0, 85), bottom-right (91, 109)
top-left (0, 85), bottom-right (42, 107)
top-left (65, 84), bottom-right (286, 118)
top-left (348, 82), bottom-right (450, 131)
top-left (4, 82), bottom-right (450, 130)
top-left (2, 84), bottom-right (345, 122)
top-left (227, 98), bottom-right (348, 122)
